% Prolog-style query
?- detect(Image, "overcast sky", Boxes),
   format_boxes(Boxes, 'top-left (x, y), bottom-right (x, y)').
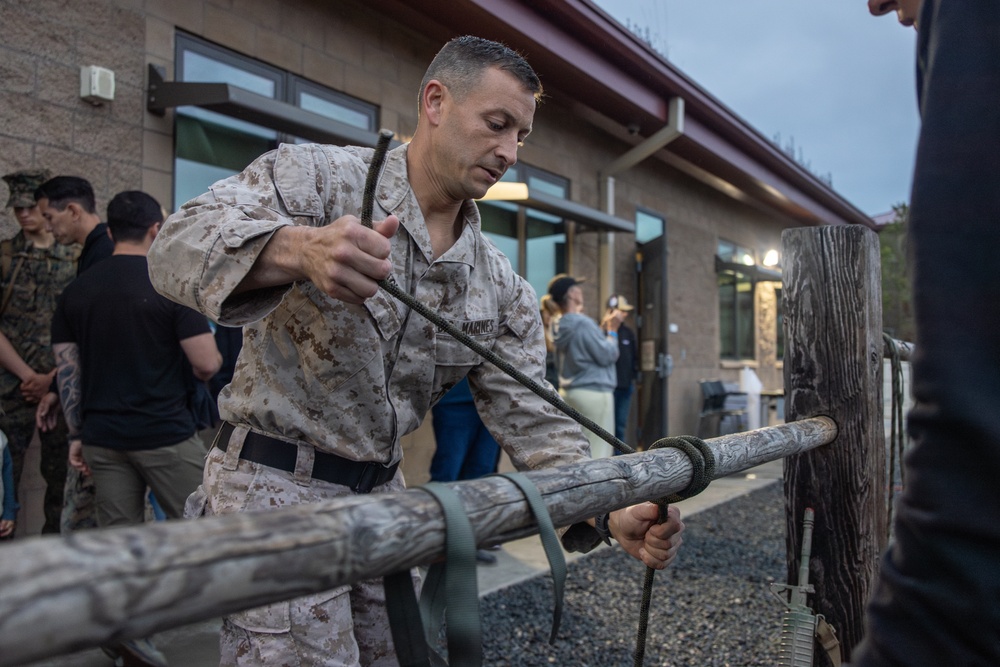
top-left (591, 0), bottom-right (921, 216)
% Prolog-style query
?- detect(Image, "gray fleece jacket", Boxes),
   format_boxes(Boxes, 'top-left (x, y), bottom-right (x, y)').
top-left (553, 312), bottom-right (619, 392)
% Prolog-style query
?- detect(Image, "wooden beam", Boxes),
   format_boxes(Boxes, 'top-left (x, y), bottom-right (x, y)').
top-left (0, 419), bottom-right (834, 664)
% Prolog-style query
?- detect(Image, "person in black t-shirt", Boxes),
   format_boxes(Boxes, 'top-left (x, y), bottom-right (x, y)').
top-left (49, 190), bottom-right (222, 667)
top-left (50, 191), bottom-right (221, 526)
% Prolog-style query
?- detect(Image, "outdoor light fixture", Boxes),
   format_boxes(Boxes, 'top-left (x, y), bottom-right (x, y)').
top-left (763, 249), bottom-right (780, 267)
top-left (741, 253), bottom-right (755, 266)
top-left (478, 181), bottom-right (529, 201)
top-left (474, 180), bottom-right (634, 232)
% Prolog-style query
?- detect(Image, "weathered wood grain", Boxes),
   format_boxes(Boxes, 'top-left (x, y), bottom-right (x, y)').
top-left (0, 418), bottom-right (834, 664)
top-left (782, 224), bottom-right (885, 664)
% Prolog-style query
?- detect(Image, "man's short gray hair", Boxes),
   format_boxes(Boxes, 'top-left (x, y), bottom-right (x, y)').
top-left (418, 35), bottom-right (543, 112)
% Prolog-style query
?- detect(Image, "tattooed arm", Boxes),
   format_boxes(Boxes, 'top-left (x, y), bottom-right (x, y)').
top-left (53, 342), bottom-right (88, 475)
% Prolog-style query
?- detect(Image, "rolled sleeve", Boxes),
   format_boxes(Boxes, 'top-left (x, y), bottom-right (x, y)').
top-left (148, 144), bottom-right (334, 325)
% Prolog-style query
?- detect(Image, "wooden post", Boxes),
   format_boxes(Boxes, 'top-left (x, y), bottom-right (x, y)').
top-left (0, 418), bottom-right (835, 665)
top-left (782, 225), bottom-right (885, 663)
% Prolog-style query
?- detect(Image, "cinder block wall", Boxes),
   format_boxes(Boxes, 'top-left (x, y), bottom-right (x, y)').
top-left (1, 0), bottom-right (147, 234)
top-left (5, 0), bottom-right (788, 527)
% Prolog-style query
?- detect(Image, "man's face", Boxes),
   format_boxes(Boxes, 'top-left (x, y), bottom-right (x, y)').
top-left (432, 67), bottom-right (536, 201)
top-left (868, 0), bottom-right (921, 28)
top-left (38, 198), bottom-right (77, 245)
top-left (13, 205), bottom-right (47, 235)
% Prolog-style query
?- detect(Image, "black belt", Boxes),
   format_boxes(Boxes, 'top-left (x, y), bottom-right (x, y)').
top-left (215, 422), bottom-right (398, 493)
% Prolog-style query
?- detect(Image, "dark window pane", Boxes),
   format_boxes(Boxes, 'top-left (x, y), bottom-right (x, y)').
top-left (718, 270), bottom-right (737, 359)
top-left (737, 276), bottom-right (754, 359)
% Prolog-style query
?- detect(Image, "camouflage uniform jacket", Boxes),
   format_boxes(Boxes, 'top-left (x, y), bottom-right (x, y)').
top-left (0, 232), bottom-right (78, 397)
top-left (149, 143), bottom-right (591, 473)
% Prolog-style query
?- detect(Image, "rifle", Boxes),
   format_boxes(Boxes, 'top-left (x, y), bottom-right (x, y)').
top-left (770, 507), bottom-right (840, 666)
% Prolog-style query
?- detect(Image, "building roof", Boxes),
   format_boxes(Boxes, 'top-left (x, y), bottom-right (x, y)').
top-left (366, 0), bottom-right (876, 228)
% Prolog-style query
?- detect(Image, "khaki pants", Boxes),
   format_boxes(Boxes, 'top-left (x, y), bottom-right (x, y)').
top-left (561, 387), bottom-right (615, 459)
top-left (82, 433), bottom-right (207, 526)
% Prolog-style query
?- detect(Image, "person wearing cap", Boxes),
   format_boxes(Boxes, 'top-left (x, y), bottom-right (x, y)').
top-left (548, 273), bottom-right (620, 459)
top-left (606, 294), bottom-right (638, 446)
top-left (0, 168), bottom-right (79, 536)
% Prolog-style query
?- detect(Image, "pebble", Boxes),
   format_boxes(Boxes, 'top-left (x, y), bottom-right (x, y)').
top-left (477, 483), bottom-right (787, 666)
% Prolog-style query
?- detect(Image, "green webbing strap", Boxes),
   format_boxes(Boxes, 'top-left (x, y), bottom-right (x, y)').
top-left (495, 472), bottom-right (567, 644)
top-left (419, 555), bottom-right (448, 658)
top-left (383, 569), bottom-right (434, 667)
top-left (419, 482), bottom-right (482, 667)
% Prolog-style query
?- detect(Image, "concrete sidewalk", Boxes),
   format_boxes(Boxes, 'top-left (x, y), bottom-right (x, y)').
top-left (23, 460), bottom-right (783, 667)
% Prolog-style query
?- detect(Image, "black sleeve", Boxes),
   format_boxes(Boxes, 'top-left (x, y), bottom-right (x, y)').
top-left (853, 3), bottom-right (1000, 665)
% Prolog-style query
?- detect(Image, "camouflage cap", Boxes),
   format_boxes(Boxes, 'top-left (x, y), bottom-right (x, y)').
top-left (3, 168), bottom-right (52, 209)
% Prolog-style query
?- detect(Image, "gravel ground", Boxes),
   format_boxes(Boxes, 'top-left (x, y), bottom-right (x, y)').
top-left (478, 483), bottom-right (787, 666)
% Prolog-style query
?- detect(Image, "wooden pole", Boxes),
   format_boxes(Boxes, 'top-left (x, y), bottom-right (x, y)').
top-left (0, 418), bottom-right (835, 665)
top-left (782, 225), bottom-right (885, 663)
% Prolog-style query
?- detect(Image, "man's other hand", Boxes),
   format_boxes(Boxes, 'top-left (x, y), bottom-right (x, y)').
top-left (610, 503), bottom-right (685, 570)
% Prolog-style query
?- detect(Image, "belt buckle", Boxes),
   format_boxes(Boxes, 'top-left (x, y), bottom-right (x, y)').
top-left (353, 461), bottom-right (388, 494)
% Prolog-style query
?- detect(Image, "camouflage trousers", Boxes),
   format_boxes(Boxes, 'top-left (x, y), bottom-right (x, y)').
top-left (189, 427), bottom-right (418, 667)
top-left (61, 466), bottom-right (98, 533)
top-left (0, 395), bottom-right (69, 534)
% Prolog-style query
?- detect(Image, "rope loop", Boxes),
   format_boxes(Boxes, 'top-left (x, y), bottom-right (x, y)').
top-left (647, 435), bottom-right (716, 512)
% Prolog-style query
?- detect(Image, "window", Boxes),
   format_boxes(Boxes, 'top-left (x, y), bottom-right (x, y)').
top-left (478, 165), bottom-right (569, 297)
top-left (173, 33), bottom-right (378, 209)
top-left (717, 240), bottom-right (756, 360)
top-left (635, 209), bottom-right (664, 244)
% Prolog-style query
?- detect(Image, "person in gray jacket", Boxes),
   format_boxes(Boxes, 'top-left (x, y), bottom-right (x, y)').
top-left (549, 274), bottom-right (619, 458)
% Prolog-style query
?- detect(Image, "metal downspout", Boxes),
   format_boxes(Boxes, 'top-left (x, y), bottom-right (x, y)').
top-left (598, 97), bottom-right (685, 304)
top-left (598, 97), bottom-right (685, 440)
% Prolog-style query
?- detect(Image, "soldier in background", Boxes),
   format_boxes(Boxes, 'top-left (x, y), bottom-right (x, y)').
top-left (0, 169), bottom-right (79, 535)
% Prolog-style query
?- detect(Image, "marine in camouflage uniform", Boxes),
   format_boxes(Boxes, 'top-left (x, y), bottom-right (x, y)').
top-left (154, 139), bottom-right (594, 666)
top-left (151, 36), bottom-right (683, 667)
top-left (0, 169), bottom-right (79, 534)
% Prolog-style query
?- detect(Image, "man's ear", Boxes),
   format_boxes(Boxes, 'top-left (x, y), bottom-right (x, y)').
top-left (422, 79), bottom-right (447, 126)
top-left (65, 202), bottom-right (83, 222)
top-left (148, 222), bottom-right (161, 241)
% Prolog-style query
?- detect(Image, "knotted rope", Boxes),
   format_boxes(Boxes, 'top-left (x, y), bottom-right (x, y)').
top-left (633, 435), bottom-right (715, 667)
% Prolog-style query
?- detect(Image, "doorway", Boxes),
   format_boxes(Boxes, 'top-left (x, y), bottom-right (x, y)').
top-left (635, 210), bottom-right (669, 449)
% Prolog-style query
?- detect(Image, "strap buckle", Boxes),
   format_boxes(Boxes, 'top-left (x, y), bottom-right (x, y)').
top-left (353, 461), bottom-right (393, 493)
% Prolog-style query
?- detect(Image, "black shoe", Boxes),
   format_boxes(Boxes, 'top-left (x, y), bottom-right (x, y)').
top-left (475, 548), bottom-right (498, 565)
